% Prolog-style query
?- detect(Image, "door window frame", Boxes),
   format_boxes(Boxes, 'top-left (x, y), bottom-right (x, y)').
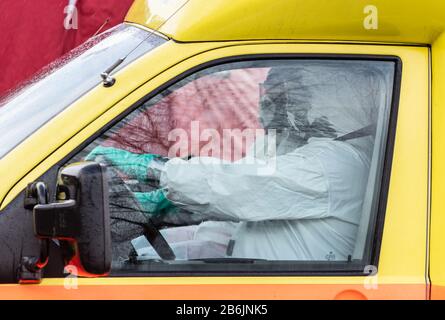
top-left (55, 53), bottom-right (402, 277)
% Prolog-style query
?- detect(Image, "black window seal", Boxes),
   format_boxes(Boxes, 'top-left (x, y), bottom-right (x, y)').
top-left (52, 53), bottom-right (402, 277)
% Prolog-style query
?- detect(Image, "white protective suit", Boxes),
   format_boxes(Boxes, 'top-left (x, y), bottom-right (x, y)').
top-left (132, 61), bottom-right (393, 261)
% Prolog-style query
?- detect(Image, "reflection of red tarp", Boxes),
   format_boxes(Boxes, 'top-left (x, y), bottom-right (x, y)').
top-left (104, 69), bottom-right (269, 161)
top-left (0, 0), bottom-right (134, 98)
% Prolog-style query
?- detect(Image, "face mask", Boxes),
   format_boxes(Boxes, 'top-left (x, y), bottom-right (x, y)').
top-left (286, 112), bottom-right (307, 138)
top-left (259, 82), bottom-right (310, 136)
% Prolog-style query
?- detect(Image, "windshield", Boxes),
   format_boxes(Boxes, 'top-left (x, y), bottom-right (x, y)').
top-left (0, 24), bottom-right (166, 159)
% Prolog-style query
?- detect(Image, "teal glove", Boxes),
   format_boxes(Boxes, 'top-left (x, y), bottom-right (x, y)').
top-left (85, 146), bottom-right (159, 183)
top-left (134, 189), bottom-right (175, 216)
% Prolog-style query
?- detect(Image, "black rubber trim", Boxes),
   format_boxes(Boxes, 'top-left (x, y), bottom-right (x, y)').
top-left (109, 261), bottom-right (372, 277)
top-left (53, 53), bottom-right (402, 277)
top-left (368, 57), bottom-right (403, 271)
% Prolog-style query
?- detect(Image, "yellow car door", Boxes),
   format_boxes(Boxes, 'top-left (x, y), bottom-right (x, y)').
top-left (0, 41), bottom-right (429, 300)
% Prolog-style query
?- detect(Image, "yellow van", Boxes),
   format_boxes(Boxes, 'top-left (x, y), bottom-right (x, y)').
top-left (0, 0), bottom-right (444, 300)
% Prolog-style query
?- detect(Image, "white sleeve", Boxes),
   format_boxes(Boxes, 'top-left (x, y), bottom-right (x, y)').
top-left (160, 151), bottom-right (329, 222)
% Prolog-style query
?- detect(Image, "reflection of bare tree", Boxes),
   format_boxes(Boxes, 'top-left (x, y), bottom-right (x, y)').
top-left (100, 68), bottom-right (266, 159)
top-left (104, 99), bottom-right (174, 156)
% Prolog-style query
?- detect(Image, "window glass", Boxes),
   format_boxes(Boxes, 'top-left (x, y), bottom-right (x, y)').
top-left (67, 58), bottom-right (396, 273)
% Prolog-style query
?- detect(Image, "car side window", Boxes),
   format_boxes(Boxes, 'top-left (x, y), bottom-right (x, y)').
top-left (66, 58), bottom-right (397, 275)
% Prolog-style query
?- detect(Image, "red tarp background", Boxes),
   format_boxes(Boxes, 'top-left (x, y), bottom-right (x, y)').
top-left (0, 0), bottom-right (134, 98)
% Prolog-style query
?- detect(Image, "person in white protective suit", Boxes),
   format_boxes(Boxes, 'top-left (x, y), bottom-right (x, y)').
top-left (132, 62), bottom-right (386, 261)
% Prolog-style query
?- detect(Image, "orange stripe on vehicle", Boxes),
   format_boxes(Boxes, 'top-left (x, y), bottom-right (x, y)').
top-left (430, 285), bottom-right (445, 300)
top-left (0, 284), bottom-right (426, 300)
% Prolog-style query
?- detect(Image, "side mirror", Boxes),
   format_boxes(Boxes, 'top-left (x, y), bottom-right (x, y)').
top-left (20, 162), bottom-right (111, 282)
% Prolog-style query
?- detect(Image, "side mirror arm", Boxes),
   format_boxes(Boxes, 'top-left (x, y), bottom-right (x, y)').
top-left (18, 182), bottom-right (51, 284)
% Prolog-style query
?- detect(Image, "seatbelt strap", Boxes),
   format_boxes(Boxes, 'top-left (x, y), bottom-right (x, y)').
top-left (226, 240), bottom-right (236, 256)
top-left (334, 124), bottom-right (376, 141)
